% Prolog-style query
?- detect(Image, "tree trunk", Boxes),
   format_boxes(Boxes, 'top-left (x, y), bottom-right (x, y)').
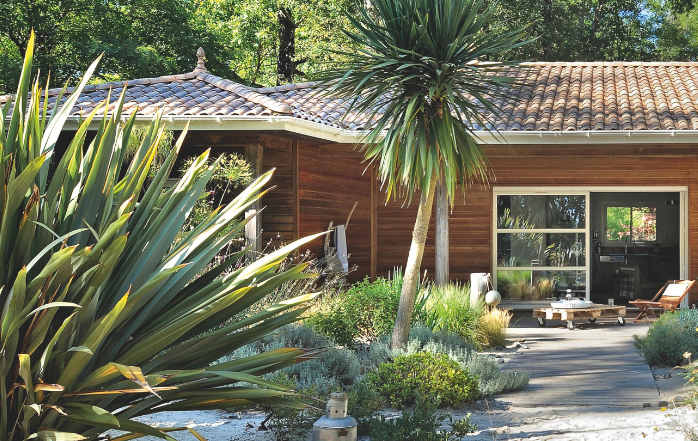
top-left (276, 7), bottom-right (296, 85)
top-left (391, 172), bottom-right (438, 348)
top-left (435, 175), bottom-right (449, 286)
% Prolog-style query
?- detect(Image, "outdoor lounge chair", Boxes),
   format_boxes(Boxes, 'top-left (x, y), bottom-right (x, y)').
top-left (629, 280), bottom-right (695, 322)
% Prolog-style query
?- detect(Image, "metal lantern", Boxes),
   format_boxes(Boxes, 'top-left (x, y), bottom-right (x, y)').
top-left (312, 392), bottom-right (357, 441)
top-left (485, 290), bottom-right (501, 307)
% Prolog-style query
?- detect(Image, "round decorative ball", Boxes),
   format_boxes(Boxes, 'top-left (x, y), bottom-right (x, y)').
top-left (485, 290), bottom-right (501, 307)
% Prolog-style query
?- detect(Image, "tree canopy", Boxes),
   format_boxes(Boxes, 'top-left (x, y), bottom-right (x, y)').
top-left (3, 0), bottom-right (698, 94)
top-left (0, 0), bottom-right (356, 93)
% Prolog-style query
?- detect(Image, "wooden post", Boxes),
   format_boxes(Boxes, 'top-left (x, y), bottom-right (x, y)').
top-left (435, 176), bottom-right (449, 285)
top-left (245, 143), bottom-right (263, 259)
top-left (371, 164), bottom-right (378, 281)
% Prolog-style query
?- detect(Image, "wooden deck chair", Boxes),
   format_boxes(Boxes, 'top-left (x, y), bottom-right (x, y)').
top-left (629, 280), bottom-right (695, 322)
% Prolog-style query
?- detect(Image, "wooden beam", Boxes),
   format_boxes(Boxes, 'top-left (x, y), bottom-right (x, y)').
top-left (245, 142), bottom-right (264, 259)
top-left (292, 140), bottom-right (300, 241)
top-left (435, 176), bottom-right (449, 285)
top-left (371, 164), bottom-right (378, 281)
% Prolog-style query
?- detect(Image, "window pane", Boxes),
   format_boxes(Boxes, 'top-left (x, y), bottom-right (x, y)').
top-left (497, 270), bottom-right (586, 300)
top-left (606, 206), bottom-right (657, 242)
top-left (497, 233), bottom-right (586, 267)
top-left (496, 270), bottom-right (532, 299)
top-left (632, 207), bottom-right (657, 241)
top-left (496, 270), bottom-right (586, 300)
top-left (606, 206), bottom-right (630, 240)
top-left (497, 195), bottom-right (585, 229)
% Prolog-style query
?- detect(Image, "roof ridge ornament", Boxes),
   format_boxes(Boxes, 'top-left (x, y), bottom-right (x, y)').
top-left (194, 47), bottom-right (207, 73)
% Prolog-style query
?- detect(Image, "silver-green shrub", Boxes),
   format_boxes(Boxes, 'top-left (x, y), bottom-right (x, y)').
top-left (634, 308), bottom-right (698, 366)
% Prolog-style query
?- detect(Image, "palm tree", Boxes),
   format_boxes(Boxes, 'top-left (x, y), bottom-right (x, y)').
top-left (320, 0), bottom-right (530, 347)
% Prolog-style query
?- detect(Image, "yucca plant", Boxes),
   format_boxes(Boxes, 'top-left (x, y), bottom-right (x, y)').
top-left (0, 34), bottom-right (319, 441)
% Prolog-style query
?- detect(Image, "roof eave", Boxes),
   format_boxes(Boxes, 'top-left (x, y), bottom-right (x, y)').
top-left (61, 115), bottom-right (698, 145)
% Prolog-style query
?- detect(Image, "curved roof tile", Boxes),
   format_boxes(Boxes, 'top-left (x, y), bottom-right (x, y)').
top-left (6, 62), bottom-right (698, 132)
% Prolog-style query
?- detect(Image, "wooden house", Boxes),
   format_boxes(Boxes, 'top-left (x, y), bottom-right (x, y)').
top-left (10, 52), bottom-right (698, 305)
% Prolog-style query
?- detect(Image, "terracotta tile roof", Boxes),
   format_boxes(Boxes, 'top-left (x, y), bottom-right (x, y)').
top-left (5, 61), bottom-right (698, 132)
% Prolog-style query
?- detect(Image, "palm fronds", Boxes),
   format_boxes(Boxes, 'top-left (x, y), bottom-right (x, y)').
top-left (318, 0), bottom-right (530, 202)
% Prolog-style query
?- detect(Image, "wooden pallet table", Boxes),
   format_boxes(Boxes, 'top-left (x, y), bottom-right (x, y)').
top-left (532, 304), bottom-right (627, 330)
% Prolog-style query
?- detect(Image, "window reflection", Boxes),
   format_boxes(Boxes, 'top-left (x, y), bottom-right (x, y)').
top-left (497, 195), bottom-right (586, 229)
top-left (497, 233), bottom-right (586, 267)
top-left (497, 270), bottom-right (586, 300)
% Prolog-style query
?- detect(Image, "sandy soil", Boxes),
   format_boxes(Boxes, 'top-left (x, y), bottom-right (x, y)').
top-left (461, 400), bottom-right (696, 441)
top-left (108, 399), bottom-right (697, 441)
top-left (107, 410), bottom-right (272, 440)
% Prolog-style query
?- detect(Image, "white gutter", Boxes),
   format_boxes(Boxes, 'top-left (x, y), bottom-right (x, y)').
top-left (62, 115), bottom-right (698, 145)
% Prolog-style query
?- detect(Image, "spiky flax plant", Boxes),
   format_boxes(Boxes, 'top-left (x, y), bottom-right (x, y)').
top-left (0, 33), bottom-right (319, 441)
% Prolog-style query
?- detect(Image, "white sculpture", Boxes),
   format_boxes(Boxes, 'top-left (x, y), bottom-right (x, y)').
top-left (485, 290), bottom-right (501, 307)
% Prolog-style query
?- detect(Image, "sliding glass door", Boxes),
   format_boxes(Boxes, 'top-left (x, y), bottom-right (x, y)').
top-left (494, 190), bottom-right (589, 301)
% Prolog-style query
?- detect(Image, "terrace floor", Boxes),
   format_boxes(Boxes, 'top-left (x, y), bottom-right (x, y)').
top-left (498, 312), bottom-right (658, 406)
top-left (461, 312), bottom-right (696, 440)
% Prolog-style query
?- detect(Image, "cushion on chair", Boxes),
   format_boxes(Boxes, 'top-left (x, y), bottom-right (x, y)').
top-left (662, 284), bottom-right (688, 297)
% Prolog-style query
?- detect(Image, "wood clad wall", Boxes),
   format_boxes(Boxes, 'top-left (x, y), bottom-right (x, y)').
top-left (178, 132), bottom-right (698, 305)
top-left (376, 188), bottom-right (491, 282)
top-left (298, 143), bottom-right (372, 283)
top-left (180, 132), bottom-right (296, 247)
top-left (332, 142), bottom-right (698, 304)
top-left (259, 135), bottom-right (295, 245)
top-left (485, 143), bottom-right (698, 304)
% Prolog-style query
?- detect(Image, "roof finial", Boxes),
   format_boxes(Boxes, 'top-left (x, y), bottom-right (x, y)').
top-left (194, 47), bottom-right (207, 73)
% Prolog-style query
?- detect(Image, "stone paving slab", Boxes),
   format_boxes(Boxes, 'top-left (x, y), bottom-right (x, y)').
top-left (497, 314), bottom-right (659, 407)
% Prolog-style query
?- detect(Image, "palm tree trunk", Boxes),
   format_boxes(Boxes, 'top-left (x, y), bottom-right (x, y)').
top-left (391, 171), bottom-right (438, 348)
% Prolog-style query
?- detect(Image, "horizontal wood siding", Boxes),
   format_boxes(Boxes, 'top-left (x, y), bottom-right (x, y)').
top-left (484, 143), bottom-right (698, 304)
top-left (376, 188), bottom-right (491, 282)
top-left (180, 132), bottom-right (698, 305)
top-left (260, 135), bottom-right (295, 245)
top-left (299, 143), bottom-right (372, 283)
top-left (373, 142), bottom-right (698, 303)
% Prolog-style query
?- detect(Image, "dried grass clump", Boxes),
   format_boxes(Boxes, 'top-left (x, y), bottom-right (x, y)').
top-left (480, 308), bottom-right (512, 348)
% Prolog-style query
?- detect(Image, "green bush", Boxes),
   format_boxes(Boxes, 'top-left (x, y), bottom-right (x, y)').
top-left (347, 380), bottom-right (386, 435)
top-left (409, 324), bottom-right (475, 352)
top-left (367, 394), bottom-right (476, 441)
top-left (365, 352), bottom-right (480, 408)
top-left (427, 283), bottom-right (486, 346)
top-left (284, 348), bottom-right (361, 395)
top-left (224, 324), bottom-right (360, 397)
top-left (309, 269), bottom-right (433, 346)
top-left (634, 308), bottom-right (698, 366)
top-left (310, 276), bottom-right (402, 345)
top-left (408, 325), bottom-right (528, 397)
top-left (229, 322), bottom-right (525, 437)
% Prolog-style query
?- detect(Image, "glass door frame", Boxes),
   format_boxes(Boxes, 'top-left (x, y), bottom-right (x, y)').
top-left (492, 186), bottom-right (689, 305)
top-left (492, 187), bottom-right (591, 300)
